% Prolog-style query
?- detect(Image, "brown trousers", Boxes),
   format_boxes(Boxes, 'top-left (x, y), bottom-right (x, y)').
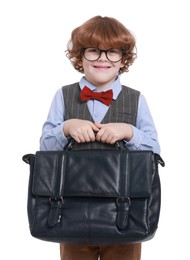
top-left (60, 243), bottom-right (141, 260)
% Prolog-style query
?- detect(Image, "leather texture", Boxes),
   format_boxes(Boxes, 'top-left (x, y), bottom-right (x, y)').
top-left (22, 149), bottom-right (164, 244)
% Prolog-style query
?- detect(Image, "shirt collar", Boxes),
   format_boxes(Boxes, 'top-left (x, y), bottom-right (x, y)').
top-left (79, 76), bottom-right (122, 100)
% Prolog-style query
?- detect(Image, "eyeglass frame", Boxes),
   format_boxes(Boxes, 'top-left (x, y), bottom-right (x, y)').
top-left (80, 47), bottom-right (126, 63)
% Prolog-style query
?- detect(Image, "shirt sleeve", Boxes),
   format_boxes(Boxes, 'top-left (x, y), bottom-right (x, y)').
top-left (40, 88), bottom-right (69, 150)
top-left (125, 94), bottom-right (161, 154)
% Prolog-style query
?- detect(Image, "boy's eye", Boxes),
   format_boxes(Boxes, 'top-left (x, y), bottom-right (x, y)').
top-left (108, 49), bottom-right (116, 53)
top-left (88, 48), bottom-right (99, 53)
top-left (108, 49), bottom-right (119, 54)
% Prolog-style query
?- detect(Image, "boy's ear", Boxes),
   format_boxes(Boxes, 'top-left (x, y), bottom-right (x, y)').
top-left (120, 59), bottom-right (126, 68)
top-left (77, 60), bottom-right (83, 66)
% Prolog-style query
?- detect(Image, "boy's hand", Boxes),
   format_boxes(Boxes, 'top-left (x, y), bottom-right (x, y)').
top-left (95, 123), bottom-right (133, 144)
top-left (64, 119), bottom-right (99, 143)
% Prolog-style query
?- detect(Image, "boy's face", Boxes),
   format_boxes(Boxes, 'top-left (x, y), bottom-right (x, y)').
top-left (78, 51), bottom-right (124, 90)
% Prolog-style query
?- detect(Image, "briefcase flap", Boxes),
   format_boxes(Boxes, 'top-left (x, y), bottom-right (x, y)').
top-left (32, 150), bottom-right (154, 198)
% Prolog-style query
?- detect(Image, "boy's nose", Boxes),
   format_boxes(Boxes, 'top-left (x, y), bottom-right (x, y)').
top-left (98, 51), bottom-right (108, 61)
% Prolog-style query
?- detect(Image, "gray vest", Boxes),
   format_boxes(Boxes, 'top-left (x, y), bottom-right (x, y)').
top-left (62, 82), bottom-right (140, 150)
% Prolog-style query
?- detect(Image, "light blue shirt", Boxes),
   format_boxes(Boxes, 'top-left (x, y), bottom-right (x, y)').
top-left (40, 77), bottom-right (160, 154)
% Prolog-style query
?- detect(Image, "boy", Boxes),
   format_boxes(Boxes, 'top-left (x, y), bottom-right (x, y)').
top-left (40, 15), bottom-right (160, 260)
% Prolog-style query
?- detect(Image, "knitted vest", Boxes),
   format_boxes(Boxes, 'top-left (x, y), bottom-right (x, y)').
top-left (62, 82), bottom-right (140, 150)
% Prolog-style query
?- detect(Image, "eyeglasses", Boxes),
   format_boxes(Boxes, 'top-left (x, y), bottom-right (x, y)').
top-left (81, 47), bottom-right (126, 62)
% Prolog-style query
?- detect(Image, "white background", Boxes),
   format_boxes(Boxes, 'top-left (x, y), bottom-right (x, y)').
top-left (0, 0), bottom-right (189, 259)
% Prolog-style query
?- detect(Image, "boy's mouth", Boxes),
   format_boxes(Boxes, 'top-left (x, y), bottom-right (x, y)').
top-left (93, 65), bottom-right (111, 69)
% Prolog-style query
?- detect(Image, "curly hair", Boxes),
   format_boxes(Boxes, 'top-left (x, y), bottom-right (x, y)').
top-left (66, 16), bottom-right (137, 74)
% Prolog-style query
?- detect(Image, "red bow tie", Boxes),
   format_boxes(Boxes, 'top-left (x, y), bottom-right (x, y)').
top-left (80, 86), bottom-right (113, 106)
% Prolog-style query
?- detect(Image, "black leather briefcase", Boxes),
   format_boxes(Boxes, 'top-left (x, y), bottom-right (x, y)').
top-left (22, 148), bottom-right (164, 244)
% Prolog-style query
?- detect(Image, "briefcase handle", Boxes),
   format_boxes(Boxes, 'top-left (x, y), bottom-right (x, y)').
top-left (64, 138), bottom-right (125, 151)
